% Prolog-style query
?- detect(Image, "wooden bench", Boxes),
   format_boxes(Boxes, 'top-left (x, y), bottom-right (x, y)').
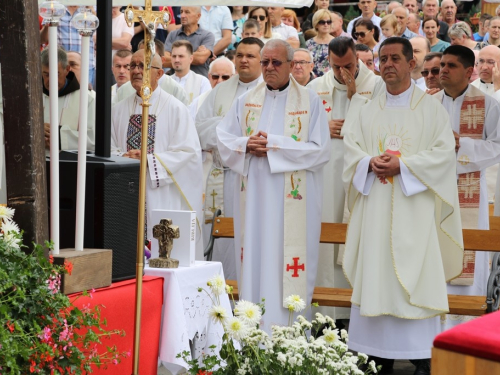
top-left (205, 211), bottom-right (500, 316)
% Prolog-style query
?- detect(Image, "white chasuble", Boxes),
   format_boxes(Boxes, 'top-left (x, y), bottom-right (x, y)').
top-left (217, 80), bottom-right (330, 333)
top-left (343, 85), bottom-right (463, 359)
top-left (195, 75), bottom-right (262, 280)
top-left (437, 85), bottom-right (500, 329)
top-left (173, 70), bottom-right (211, 104)
top-left (111, 87), bottom-right (204, 259)
top-left (307, 61), bottom-right (384, 319)
top-left (43, 91), bottom-right (96, 152)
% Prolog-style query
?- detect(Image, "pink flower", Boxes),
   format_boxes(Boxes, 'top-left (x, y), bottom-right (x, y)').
top-left (112, 359), bottom-right (118, 365)
top-left (39, 326), bottom-right (52, 342)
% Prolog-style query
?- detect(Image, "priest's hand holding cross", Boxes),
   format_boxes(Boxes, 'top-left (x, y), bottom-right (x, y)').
top-left (246, 130), bottom-right (269, 157)
top-left (369, 153), bottom-right (400, 177)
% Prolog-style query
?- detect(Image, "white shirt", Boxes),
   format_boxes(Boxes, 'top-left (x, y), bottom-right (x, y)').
top-left (271, 22), bottom-right (299, 40)
top-left (347, 14), bottom-right (382, 34)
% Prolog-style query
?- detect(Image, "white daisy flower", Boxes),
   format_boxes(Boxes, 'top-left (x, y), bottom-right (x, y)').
top-left (0, 206), bottom-right (15, 222)
top-left (207, 274), bottom-right (225, 296)
top-left (284, 294), bottom-right (306, 312)
top-left (1, 220), bottom-right (21, 249)
top-left (323, 327), bottom-right (339, 346)
top-left (209, 305), bottom-right (228, 325)
top-left (234, 300), bottom-right (262, 327)
top-left (225, 317), bottom-right (250, 341)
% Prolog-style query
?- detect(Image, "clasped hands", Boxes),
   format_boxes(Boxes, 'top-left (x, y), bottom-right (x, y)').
top-left (369, 153), bottom-right (400, 178)
top-left (246, 131), bottom-right (268, 157)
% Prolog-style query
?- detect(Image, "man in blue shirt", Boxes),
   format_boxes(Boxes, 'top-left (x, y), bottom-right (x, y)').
top-left (164, 6), bottom-right (215, 77)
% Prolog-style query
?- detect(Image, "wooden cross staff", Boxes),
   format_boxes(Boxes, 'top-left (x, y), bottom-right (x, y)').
top-left (124, 2), bottom-right (170, 374)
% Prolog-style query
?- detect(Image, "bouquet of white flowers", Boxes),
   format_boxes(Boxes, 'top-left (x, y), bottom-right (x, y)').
top-left (177, 274), bottom-right (379, 375)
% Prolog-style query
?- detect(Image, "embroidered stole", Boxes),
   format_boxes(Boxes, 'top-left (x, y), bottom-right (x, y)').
top-left (242, 77), bottom-right (310, 306)
top-left (451, 85), bottom-right (485, 286)
top-left (184, 71), bottom-right (203, 105)
top-left (204, 75), bottom-right (241, 222)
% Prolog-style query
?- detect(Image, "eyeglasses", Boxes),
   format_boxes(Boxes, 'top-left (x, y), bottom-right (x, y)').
top-left (353, 31), bottom-right (371, 38)
top-left (421, 68), bottom-right (440, 77)
top-left (317, 20), bottom-right (333, 26)
top-left (260, 59), bottom-right (291, 68)
top-left (293, 60), bottom-right (312, 66)
top-left (251, 15), bottom-right (266, 21)
top-left (129, 63), bottom-right (162, 71)
top-left (476, 59), bottom-right (497, 67)
top-left (210, 74), bottom-right (231, 81)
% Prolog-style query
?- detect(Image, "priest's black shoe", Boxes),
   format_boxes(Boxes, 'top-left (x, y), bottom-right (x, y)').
top-left (410, 358), bottom-right (431, 375)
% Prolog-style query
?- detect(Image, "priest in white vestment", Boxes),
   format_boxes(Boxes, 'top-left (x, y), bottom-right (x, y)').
top-left (307, 37), bottom-right (384, 320)
top-left (189, 56), bottom-right (235, 121)
top-left (436, 46), bottom-right (500, 331)
top-left (41, 48), bottom-right (95, 153)
top-left (470, 45), bottom-right (500, 209)
top-left (111, 50), bottom-right (204, 259)
top-left (196, 38), bottom-right (264, 280)
top-left (171, 40), bottom-right (211, 104)
top-left (343, 38), bottom-right (463, 375)
top-left (217, 40), bottom-right (330, 333)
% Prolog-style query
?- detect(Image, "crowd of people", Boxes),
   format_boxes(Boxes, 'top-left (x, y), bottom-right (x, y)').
top-left (32, 2), bottom-right (500, 375)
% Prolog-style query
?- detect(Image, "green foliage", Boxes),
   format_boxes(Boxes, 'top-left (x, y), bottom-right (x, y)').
top-left (0, 216), bottom-right (129, 374)
top-left (345, 6), bottom-right (361, 23)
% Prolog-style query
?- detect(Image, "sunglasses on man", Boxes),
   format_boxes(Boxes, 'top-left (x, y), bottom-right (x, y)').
top-left (251, 15), bottom-right (266, 21)
top-left (421, 68), bottom-right (440, 77)
top-left (210, 74), bottom-right (231, 81)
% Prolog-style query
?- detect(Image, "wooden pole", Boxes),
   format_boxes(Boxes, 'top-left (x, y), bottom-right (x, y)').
top-left (0, 0), bottom-right (49, 248)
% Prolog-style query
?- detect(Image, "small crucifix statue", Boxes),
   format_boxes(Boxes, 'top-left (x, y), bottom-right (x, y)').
top-left (149, 218), bottom-right (180, 268)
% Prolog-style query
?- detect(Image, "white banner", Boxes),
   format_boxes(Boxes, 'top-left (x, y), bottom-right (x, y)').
top-left (38, 0), bottom-right (313, 8)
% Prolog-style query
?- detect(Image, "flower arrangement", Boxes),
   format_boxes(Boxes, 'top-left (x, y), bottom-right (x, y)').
top-left (0, 208), bottom-right (129, 374)
top-left (178, 274), bottom-right (379, 375)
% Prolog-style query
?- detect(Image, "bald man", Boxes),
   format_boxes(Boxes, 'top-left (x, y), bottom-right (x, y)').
top-left (471, 45), bottom-right (500, 102)
top-left (111, 49), bottom-right (204, 259)
top-left (410, 36), bottom-right (431, 90)
top-left (393, 6), bottom-right (419, 39)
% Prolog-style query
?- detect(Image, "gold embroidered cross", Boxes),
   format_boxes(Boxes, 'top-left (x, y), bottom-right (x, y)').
top-left (210, 190), bottom-right (218, 213)
top-left (271, 144), bottom-right (280, 151)
top-left (236, 145), bottom-right (244, 154)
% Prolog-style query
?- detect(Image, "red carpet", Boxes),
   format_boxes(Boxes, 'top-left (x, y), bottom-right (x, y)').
top-left (434, 311), bottom-right (500, 362)
top-left (70, 276), bottom-right (164, 374)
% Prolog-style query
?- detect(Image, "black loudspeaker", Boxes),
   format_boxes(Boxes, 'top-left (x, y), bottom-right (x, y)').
top-left (47, 152), bottom-right (140, 281)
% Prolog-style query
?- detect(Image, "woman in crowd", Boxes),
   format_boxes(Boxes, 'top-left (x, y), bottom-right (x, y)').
top-left (248, 7), bottom-right (283, 44)
top-left (303, 0), bottom-right (331, 31)
top-left (306, 9), bottom-right (334, 77)
top-left (229, 6), bottom-right (248, 49)
top-left (448, 21), bottom-right (480, 81)
top-left (282, 9), bottom-right (307, 48)
top-left (423, 17), bottom-right (450, 52)
top-left (352, 19), bottom-right (380, 69)
top-left (449, 21), bottom-right (481, 50)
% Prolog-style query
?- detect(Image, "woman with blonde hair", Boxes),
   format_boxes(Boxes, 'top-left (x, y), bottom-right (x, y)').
top-left (282, 9), bottom-right (306, 48)
top-left (306, 9), bottom-right (334, 77)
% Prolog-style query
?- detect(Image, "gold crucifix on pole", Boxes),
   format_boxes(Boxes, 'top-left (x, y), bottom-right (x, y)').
top-left (124, 3), bottom-right (170, 374)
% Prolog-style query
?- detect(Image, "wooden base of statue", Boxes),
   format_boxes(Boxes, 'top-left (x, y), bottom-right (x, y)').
top-left (52, 248), bottom-right (112, 294)
top-left (148, 257), bottom-right (179, 268)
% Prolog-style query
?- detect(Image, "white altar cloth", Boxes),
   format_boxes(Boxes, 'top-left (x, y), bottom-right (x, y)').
top-left (144, 261), bottom-right (232, 372)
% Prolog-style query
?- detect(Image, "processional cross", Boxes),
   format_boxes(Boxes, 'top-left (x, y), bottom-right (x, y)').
top-left (125, 3), bottom-right (171, 375)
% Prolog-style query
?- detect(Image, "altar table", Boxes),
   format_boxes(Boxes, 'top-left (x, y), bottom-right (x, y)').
top-left (70, 276), bottom-right (164, 374)
top-left (144, 261), bottom-right (232, 372)
top-left (432, 311), bottom-right (500, 374)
